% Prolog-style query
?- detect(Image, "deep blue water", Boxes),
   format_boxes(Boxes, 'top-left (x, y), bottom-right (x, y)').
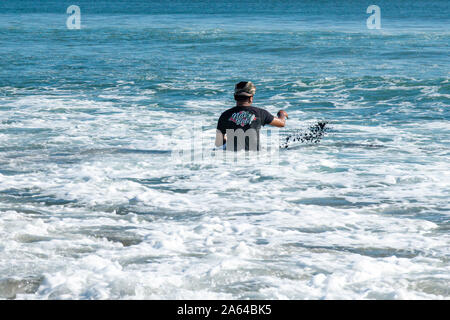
top-left (0, 0), bottom-right (448, 299)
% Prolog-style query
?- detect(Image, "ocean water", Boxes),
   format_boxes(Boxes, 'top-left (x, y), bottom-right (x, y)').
top-left (0, 0), bottom-right (449, 299)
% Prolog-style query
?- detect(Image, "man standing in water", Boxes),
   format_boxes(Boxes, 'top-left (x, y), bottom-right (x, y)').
top-left (215, 81), bottom-right (288, 151)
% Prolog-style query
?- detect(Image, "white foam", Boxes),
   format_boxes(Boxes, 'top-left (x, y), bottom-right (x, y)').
top-left (1, 86), bottom-right (449, 299)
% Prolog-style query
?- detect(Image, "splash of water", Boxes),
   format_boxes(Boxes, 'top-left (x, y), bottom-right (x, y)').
top-left (280, 121), bottom-right (330, 148)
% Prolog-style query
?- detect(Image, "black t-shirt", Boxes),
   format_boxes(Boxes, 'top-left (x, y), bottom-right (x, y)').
top-left (217, 106), bottom-right (274, 151)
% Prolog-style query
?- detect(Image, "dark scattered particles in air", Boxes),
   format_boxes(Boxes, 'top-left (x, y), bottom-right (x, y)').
top-left (280, 121), bottom-right (330, 148)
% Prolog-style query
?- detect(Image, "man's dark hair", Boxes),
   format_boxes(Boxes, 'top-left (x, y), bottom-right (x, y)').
top-left (236, 81), bottom-right (249, 90)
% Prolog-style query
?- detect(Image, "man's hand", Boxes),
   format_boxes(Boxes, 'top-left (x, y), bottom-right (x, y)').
top-left (277, 110), bottom-right (288, 119)
top-left (270, 110), bottom-right (289, 127)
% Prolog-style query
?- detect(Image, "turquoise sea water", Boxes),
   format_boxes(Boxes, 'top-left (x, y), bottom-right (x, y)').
top-left (0, 0), bottom-right (449, 299)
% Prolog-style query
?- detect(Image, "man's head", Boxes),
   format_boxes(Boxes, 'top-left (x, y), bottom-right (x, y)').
top-left (234, 81), bottom-right (256, 105)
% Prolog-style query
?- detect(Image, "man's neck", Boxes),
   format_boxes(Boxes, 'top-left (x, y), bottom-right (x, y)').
top-left (236, 102), bottom-right (252, 107)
